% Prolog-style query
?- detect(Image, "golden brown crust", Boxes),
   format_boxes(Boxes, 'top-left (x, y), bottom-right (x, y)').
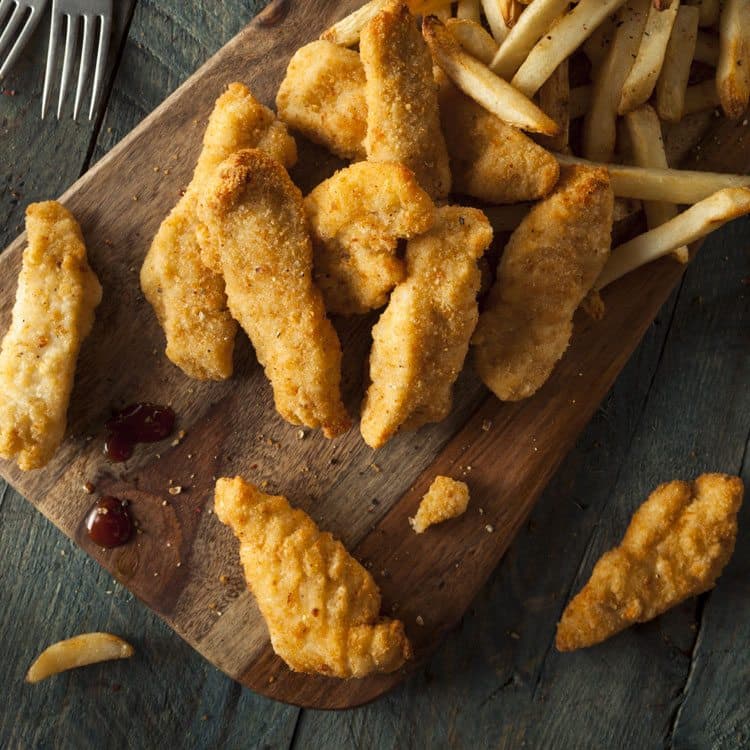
top-left (410, 476), bottom-right (470, 534)
top-left (305, 161), bottom-right (435, 315)
top-left (360, 1), bottom-right (451, 199)
top-left (556, 473), bottom-right (744, 651)
top-left (276, 41), bottom-right (367, 161)
top-left (140, 83), bottom-right (297, 381)
top-left (197, 149), bottom-right (351, 438)
top-left (361, 206), bottom-right (492, 448)
top-left (0, 202), bottom-right (102, 470)
top-left (472, 165), bottom-right (614, 401)
top-left (214, 476), bottom-right (412, 678)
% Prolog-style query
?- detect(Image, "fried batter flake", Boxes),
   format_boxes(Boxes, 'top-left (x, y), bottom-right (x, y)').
top-left (214, 476), bottom-right (412, 678)
top-left (410, 476), bottom-right (470, 534)
top-left (556, 473), bottom-right (744, 651)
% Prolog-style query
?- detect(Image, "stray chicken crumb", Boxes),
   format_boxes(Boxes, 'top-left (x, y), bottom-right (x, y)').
top-left (410, 476), bottom-right (470, 534)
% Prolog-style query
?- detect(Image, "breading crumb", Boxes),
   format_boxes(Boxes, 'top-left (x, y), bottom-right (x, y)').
top-left (410, 476), bottom-right (470, 534)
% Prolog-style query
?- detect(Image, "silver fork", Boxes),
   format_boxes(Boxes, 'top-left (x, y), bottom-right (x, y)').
top-left (42, 0), bottom-right (111, 120)
top-left (0, 0), bottom-right (48, 80)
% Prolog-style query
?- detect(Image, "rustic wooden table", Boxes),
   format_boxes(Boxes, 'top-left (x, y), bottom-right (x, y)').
top-left (1, 2), bottom-right (748, 748)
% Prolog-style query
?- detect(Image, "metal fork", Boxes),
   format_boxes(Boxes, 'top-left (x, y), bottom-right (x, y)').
top-left (42, 0), bottom-right (111, 120)
top-left (0, 0), bottom-right (48, 80)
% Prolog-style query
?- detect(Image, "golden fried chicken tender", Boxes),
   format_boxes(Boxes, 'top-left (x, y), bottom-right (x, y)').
top-left (305, 161), bottom-right (435, 315)
top-left (360, 206), bottom-right (492, 449)
top-left (0, 202), bottom-right (101, 470)
top-left (410, 476), bottom-right (470, 534)
top-left (140, 82), bottom-right (297, 381)
top-left (197, 149), bottom-right (350, 438)
top-left (214, 476), bottom-right (412, 678)
top-left (360, 1), bottom-right (451, 199)
top-left (438, 76), bottom-right (560, 204)
top-left (556, 473), bottom-right (744, 652)
top-left (276, 41), bottom-right (367, 161)
top-left (472, 165), bottom-right (614, 401)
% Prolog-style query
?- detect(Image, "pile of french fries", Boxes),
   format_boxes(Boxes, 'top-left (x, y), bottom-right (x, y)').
top-left (324, 0), bottom-right (750, 289)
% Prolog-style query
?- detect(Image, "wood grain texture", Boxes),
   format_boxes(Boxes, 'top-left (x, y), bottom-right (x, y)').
top-left (0, 0), bottom-right (748, 728)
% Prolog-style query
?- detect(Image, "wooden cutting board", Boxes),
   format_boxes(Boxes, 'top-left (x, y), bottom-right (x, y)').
top-left (1, 0), bottom-right (748, 710)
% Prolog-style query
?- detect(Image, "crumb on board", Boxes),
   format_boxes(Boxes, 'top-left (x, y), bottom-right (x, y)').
top-left (409, 476), bottom-right (470, 534)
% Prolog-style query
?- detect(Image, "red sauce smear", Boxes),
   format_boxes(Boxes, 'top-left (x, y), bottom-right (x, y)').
top-left (104, 403), bottom-right (175, 461)
top-left (85, 496), bottom-right (133, 548)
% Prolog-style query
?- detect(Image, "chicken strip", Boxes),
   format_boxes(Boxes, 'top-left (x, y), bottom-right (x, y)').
top-left (557, 473), bottom-right (744, 651)
top-left (410, 476), bottom-right (470, 534)
top-left (214, 476), bottom-right (412, 678)
top-left (472, 165), bottom-right (614, 402)
top-left (360, 0), bottom-right (451, 199)
top-left (276, 40), bottom-right (367, 161)
top-left (438, 76), bottom-right (560, 204)
top-left (0, 202), bottom-right (102, 470)
top-left (361, 206), bottom-right (492, 449)
top-left (141, 82), bottom-right (297, 381)
top-left (305, 161), bottom-right (435, 315)
top-left (197, 149), bottom-right (350, 438)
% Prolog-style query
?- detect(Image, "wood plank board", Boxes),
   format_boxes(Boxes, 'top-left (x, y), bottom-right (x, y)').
top-left (0, 0), bottom-right (748, 710)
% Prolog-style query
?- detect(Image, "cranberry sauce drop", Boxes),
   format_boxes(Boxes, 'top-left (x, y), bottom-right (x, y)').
top-left (85, 496), bottom-right (133, 548)
top-left (104, 403), bottom-right (175, 461)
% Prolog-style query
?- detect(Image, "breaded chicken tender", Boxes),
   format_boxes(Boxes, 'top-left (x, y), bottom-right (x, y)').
top-left (556, 473), bottom-right (744, 652)
top-left (276, 41), bottom-right (367, 161)
top-left (438, 76), bottom-right (560, 204)
top-left (360, 206), bottom-right (492, 449)
top-left (360, 1), bottom-right (451, 199)
top-left (141, 82), bottom-right (297, 381)
top-left (197, 149), bottom-right (350, 438)
top-left (473, 165), bottom-right (614, 401)
top-left (214, 476), bottom-right (412, 678)
top-left (305, 161), bottom-right (435, 315)
top-left (0, 202), bottom-right (101, 470)
top-left (410, 476), bottom-right (470, 534)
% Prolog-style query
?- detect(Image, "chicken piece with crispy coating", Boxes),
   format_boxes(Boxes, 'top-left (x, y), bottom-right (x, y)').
top-left (305, 161), bottom-right (435, 315)
top-left (361, 206), bottom-right (492, 449)
top-left (410, 476), bottom-right (470, 534)
top-left (214, 476), bottom-right (412, 678)
top-left (0, 202), bottom-right (101, 470)
top-left (438, 76), bottom-right (560, 204)
top-left (557, 473), bottom-right (744, 651)
top-left (197, 149), bottom-right (350, 438)
top-left (473, 165), bottom-right (614, 401)
top-left (360, 0), bottom-right (451, 199)
top-left (276, 40), bottom-right (367, 161)
top-left (141, 82), bottom-right (297, 381)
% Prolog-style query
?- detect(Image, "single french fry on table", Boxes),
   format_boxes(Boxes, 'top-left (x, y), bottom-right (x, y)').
top-left (597, 187), bottom-right (750, 289)
top-left (457, 0), bottom-right (481, 21)
top-left (656, 6), bottom-right (700, 123)
top-left (446, 18), bottom-right (499, 65)
top-left (423, 17), bottom-right (560, 135)
top-left (481, 0), bottom-right (511, 43)
top-left (717, 0), bottom-right (750, 120)
top-left (684, 79), bottom-right (721, 115)
top-left (538, 60), bottom-right (570, 152)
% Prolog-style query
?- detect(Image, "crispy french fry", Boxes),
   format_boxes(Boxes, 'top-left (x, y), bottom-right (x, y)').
top-left (625, 106), bottom-right (688, 262)
top-left (570, 84), bottom-right (592, 119)
top-left (556, 153), bottom-right (750, 202)
top-left (481, 0), bottom-right (512, 42)
top-left (511, 0), bottom-right (628, 97)
top-left (423, 17), bottom-right (560, 135)
top-left (582, 0), bottom-right (649, 161)
top-left (538, 60), bottom-right (570, 152)
top-left (717, 0), bottom-right (750, 119)
top-left (684, 79), bottom-right (721, 115)
top-left (699, 0), bottom-right (720, 26)
top-left (446, 18), bottom-right (499, 64)
top-left (26, 633), bottom-right (134, 683)
top-left (694, 30), bottom-right (720, 65)
top-left (457, 0), bottom-right (482, 21)
top-left (489, 0), bottom-right (570, 80)
top-left (500, 0), bottom-right (524, 27)
top-left (618, 1), bottom-right (680, 115)
top-left (656, 6), bottom-right (700, 123)
top-left (597, 187), bottom-right (750, 288)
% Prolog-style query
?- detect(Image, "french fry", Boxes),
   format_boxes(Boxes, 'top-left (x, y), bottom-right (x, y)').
top-left (489, 0), bottom-right (570, 80)
top-left (538, 60), bottom-right (570, 152)
top-left (570, 84), bottom-right (592, 119)
top-left (694, 30), bottom-right (720, 66)
top-left (684, 79), bottom-right (721, 115)
top-left (511, 0), bottom-right (628, 97)
top-left (481, 0), bottom-right (511, 43)
top-left (26, 633), bottom-right (134, 683)
top-left (656, 5), bottom-right (700, 123)
top-left (717, 0), bottom-right (750, 120)
top-left (624, 105), bottom-right (688, 262)
top-left (423, 17), bottom-right (560, 135)
top-left (556, 153), bottom-right (750, 202)
top-left (618, 1), bottom-right (680, 115)
top-left (699, 0), bottom-right (720, 27)
top-left (597, 187), bottom-right (750, 288)
top-left (446, 18), bottom-right (499, 65)
top-left (500, 0), bottom-right (524, 27)
top-left (582, 0), bottom-right (648, 162)
top-left (457, 0), bottom-right (481, 21)
top-left (582, 15), bottom-right (618, 71)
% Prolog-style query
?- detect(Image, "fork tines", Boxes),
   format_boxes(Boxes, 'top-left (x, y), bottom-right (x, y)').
top-left (0, 0), bottom-right (48, 81)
